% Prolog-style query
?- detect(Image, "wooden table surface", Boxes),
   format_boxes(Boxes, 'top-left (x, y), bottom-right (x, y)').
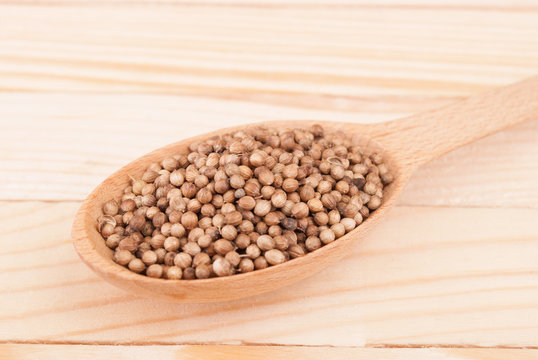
top-left (1, 1), bottom-right (538, 358)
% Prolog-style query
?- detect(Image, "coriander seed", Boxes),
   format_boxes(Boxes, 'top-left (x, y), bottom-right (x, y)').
top-left (305, 236), bottom-right (321, 251)
top-left (140, 250), bottom-right (157, 266)
top-left (220, 225), bottom-right (237, 240)
top-left (291, 202), bottom-right (309, 219)
top-left (193, 252), bottom-right (211, 267)
top-left (341, 218), bottom-right (356, 232)
top-left (154, 248), bottom-right (167, 264)
top-left (287, 244), bottom-right (305, 258)
top-left (114, 249), bottom-right (133, 266)
top-left (224, 251), bottom-right (241, 267)
top-left (331, 223), bottom-right (346, 238)
top-left (238, 196), bottom-right (256, 210)
top-left (368, 195), bottom-right (382, 210)
top-left (105, 234), bottom-right (122, 249)
top-left (319, 229), bottom-right (335, 244)
top-left (174, 252), bottom-right (192, 269)
top-left (195, 264), bottom-right (212, 279)
top-left (128, 258), bottom-right (146, 273)
top-left (274, 235), bottom-right (289, 251)
top-left (253, 256), bottom-right (268, 270)
top-left (181, 211), bottom-right (198, 229)
top-left (363, 181), bottom-right (377, 195)
top-left (146, 264), bottom-right (163, 278)
top-left (271, 190), bottom-right (287, 208)
top-left (265, 249), bottom-right (286, 265)
top-left (166, 266), bottom-right (182, 280)
top-left (254, 200), bottom-right (271, 217)
top-left (164, 252), bottom-right (177, 266)
top-left (282, 178), bottom-right (299, 192)
top-left (307, 198), bottom-right (324, 213)
top-left (213, 258), bottom-right (233, 277)
top-left (214, 239), bottom-right (234, 255)
top-left (239, 258), bottom-right (254, 273)
top-left (118, 237), bottom-right (138, 252)
top-left (246, 244), bottom-right (261, 259)
top-left (235, 233), bottom-right (251, 249)
top-left (183, 242), bottom-right (201, 256)
top-left (183, 267), bottom-right (196, 280)
top-left (164, 236), bottom-right (180, 252)
top-left (256, 235), bottom-right (275, 251)
top-left (103, 200), bottom-right (119, 216)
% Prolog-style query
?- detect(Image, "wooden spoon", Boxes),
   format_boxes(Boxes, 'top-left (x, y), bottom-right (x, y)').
top-left (72, 76), bottom-right (538, 302)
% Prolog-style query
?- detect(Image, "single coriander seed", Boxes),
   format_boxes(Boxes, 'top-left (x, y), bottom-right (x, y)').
top-left (174, 253), bottom-right (192, 269)
top-left (114, 249), bottom-right (133, 266)
top-left (141, 250), bottom-right (158, 265)
top-left (213, 258), bottom-right (233, 277)
top-left (146, 264), bottom-right (163, 278)
top-left (319, 229), bottom-right (336, 244)
top-left (166, 266), bottom-right (183, 280)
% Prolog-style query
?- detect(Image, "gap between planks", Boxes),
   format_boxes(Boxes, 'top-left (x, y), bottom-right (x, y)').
top-left (2, 340), bottom-right (538, 349)
top-left (1, 1), bottom-right (538, 12)
top-left (1, 344), bottom-right (538, 360)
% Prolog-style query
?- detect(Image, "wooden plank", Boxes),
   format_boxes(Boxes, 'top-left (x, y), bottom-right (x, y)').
top-left (1, 202), bottom-right (537, 346)
top-left (1, 3), bottom-right (537, 205)
top-left (1, 344), bottom-right (538, 360)
top-left (1, 93), bottom-right (537, 206)
top-left (3, 1), bottom-right (538, 7)
top-left (1, 5), bottom-right (536, 98)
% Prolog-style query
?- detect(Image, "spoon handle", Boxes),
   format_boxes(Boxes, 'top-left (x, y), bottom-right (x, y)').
top-left (377, 76), bottom-right (538, 170)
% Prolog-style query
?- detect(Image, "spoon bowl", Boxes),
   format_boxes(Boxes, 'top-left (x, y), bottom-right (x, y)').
top-left (72, 76), bottom-right (538, 302)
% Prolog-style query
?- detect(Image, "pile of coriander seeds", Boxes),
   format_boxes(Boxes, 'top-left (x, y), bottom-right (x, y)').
top-left (97, 125), bottom-right (393, 280)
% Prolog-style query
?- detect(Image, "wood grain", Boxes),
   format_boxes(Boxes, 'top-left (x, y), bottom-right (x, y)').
top-left (1, 344), bottom-right (538, 360)
top-left (1, 5), bottom-right (536, 98)
top-left (1, 3), bottom-right (538, 205)
top-left (1, 93), bottom-right (538, 206)
top-left (2, 202), bottom-right (538, 346)
top-left (1, 0), bottom-right (538, 353)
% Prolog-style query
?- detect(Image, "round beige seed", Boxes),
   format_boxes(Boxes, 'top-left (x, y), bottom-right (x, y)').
top-left (174, 253), bottom-right (192, 269)
top-left (128, 258), bottom-right (146, 273)
top-left (305, 236), bottom-right (322, 251)
top-left (213, 258), bottom-right (233, 277)
top-left (146, 264), bottom-right (163, 278)
top-left (331, 223), bottom-right (346, 238)
top-left (319, 229), bottom-right (336, 244)
top-left (164, 236), bottom-right (180, 252)
top-left (246, 244), bottom-right (261, 259)
top-left (239, 258), bottom-right (254, 273)
top-left (221, 225), bottom-right (237, 240)
top-left (214, 239), bottom-right (234, 255)
top-left (195, 264), bottom-right (212, 279)
top-left (141, 250), bottom-right (158, 265)
top-left (291, 202), bottom-right (309, 219)
top-left (265, 249), bottom-right (286, 265)
top-left (238, 196), bottom-right (256, 210)
top-left (256, 235), bottom-right (275, 251)
top-left (341, 218), bottom-right (356, 232)
top-left (103, 200), bottom-right (119, 216)
top-left (254, 200), bottom-right (271, 217)
top-left (114, 249), bottom-right (133, 265)
top-left (166, 266), bottom-right (182, 280)
top-left (183, 242), bottom-right (201, 256)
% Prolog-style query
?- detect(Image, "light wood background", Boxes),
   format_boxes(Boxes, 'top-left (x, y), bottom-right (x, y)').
top-left (1, 1), bottom-right (538, 358)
